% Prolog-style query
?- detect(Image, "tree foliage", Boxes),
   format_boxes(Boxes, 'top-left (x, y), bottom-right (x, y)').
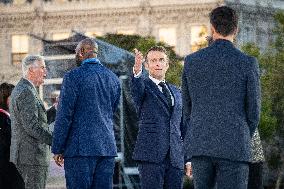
top-left (241, 43), bottom-right (278, 140)
top-left (241, 11), bottom-right (284, 187)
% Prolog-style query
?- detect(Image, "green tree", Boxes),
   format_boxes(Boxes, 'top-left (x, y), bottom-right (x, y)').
top-left (241, 11), bottom-right (284, 188)
top-left (269, 12), bottom-right (284, 188)
top-left (241, 43), bottom-right (277, 140)
top-left (261, 12), bottom-right (284, 147)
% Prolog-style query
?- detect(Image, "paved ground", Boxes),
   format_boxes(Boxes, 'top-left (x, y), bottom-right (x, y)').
top-left (46, 159), bottom-right (66, 189)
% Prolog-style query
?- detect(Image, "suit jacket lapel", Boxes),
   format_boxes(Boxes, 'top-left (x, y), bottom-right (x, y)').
top-left (168, 84), bottom-right (179, 113)
top-left (36, 96), bottom-right (46, 112)
top-left (145, 78), bottom-right (170, 108)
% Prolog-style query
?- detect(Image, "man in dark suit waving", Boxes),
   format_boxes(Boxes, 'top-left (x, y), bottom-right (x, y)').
top-left (182, 6), bottom-right (261, 189)
top-left (52, 38), bottom-right (121, 189)
top-left (132, 46), bottom-right (185, 189)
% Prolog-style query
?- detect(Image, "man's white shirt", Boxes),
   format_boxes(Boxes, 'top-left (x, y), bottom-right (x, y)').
top-left (133, 68), bottom-right (174, 105)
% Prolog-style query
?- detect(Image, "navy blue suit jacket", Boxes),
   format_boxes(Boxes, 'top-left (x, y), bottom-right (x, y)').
top-left (131, 76), bottom-right (185, 169)
top-left (182, 39), bottom-right (261, 162)
top-left (52, 62), bottom-right (121, 157)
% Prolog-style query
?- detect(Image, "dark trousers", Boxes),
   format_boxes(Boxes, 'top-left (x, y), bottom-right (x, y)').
top-left (191, 156), bottom-right (249, 189)
top-left (0, 161), bottom-right (25, 189)
top-left (248, 162), bottom-right (263, 189)
top-left (64, 156), bottom-right (115, 189)
top-left (138, 152), bottom-right (183, 189)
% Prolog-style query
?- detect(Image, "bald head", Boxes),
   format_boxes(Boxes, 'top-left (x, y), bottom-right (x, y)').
top-left (75, 38), bottom-right (98, 66)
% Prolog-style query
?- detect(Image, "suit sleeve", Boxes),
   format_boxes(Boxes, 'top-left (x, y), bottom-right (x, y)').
top-left (52, 73), bottom-right (78, 154)
top-left (46, 105), bottom-right (56, 124)
top-left (180, 115), bottom-right (186, 140)
top-left (16, 90), bottom-right (52, 145)
top-left (113, 82), bottom-right (121, 113)
top-left (245, 58), bottom-right (261, 137)
top-left (181, 58), bottom-right (192, 132)
top-left (131, 75), bottom-right (146, 114)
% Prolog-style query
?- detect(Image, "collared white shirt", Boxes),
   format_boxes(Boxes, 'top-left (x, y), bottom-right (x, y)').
top-left (133, 68), bottom-right (174, 105)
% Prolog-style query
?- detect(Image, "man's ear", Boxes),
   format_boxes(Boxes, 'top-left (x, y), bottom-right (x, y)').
top-left (144, 62), bottom-right (149, 71)
top-left (234, 27), bottom-right (239, 36)
top-left (211, 25), bottom-right (216, 36)
top-left (165, 61), bottom-right (169, 71)
top-left (79, 48), bottom-right (84, 58)
top-left (28, 67), bottom-right (34, 74)
top-left (27, 67), bottom-right (34, 79)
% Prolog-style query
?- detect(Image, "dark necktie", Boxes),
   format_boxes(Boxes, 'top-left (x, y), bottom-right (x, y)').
top-left (158, 82), bottom-right (172, 108)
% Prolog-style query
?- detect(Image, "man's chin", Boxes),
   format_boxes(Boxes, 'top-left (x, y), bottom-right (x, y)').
top-left (37, 80), bottom-right (44, 86)
top-left (152, 75), bottom-right (165, 80)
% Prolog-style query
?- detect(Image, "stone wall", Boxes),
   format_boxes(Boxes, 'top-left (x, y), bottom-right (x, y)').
top-left (0, 0), bottom-right (283, 83)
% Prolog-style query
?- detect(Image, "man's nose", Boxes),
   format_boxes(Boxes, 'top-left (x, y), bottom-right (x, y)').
top-left (156, 61), bottom-right (163, 67)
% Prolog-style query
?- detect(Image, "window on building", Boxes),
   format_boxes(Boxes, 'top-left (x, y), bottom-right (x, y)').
top-left (13, 0), bottom-right (26, 5)
top-left (257, 28), bottom-right (267, 51)
top-left (190, 25), bottom-right (208, 52)
top-left (117, 30), bottom-right (135, 35)
top-left (52, 33), bottom-right (70, 40)
top-left (158, 28), bottom-right (176, 47)
top-left (11, 35), bottom-right (29, 65)
top-left (85, 31), bottom-right (103, 38)
top-left (243, 27), bottom-right (254, 43)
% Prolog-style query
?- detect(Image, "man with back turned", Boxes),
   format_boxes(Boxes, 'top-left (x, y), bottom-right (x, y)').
top-left (52, 38), bottom-right (121, 189)
top-left (182, 6), bottom-right (261, 189)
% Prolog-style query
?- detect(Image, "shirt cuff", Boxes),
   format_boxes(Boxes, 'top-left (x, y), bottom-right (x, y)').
top-left (133, 67), bottom-right (142, 78)
top-left (185, 162), bottom-right (191, 166)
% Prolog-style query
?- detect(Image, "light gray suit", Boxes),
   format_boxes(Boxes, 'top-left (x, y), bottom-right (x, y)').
top-left (9, 78), bottom-right (52, 189)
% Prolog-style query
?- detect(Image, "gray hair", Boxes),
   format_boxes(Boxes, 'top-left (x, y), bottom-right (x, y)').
top-left (22, 55), bottom-right (44, 78)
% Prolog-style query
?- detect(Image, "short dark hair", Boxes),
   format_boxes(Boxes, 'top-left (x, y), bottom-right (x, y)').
top-left (145, 46), bottom-right (168, 61)
top-left (75, 38), bottom-right (98, 54)
top-left (0, 83), bottom-right (15, 111)
top-left (210, 6), bottom-right (238, 37)
top-left (75, 38), bottom-right (98, 66)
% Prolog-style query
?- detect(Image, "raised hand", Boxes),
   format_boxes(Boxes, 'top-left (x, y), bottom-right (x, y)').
top-left (133, 48), bottom-right (144, 75)
top-left (185, 162), bottom-right (193, 179)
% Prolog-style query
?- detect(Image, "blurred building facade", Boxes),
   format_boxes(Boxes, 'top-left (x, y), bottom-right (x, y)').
top-left (0, 0), bottom-right (283, 83)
